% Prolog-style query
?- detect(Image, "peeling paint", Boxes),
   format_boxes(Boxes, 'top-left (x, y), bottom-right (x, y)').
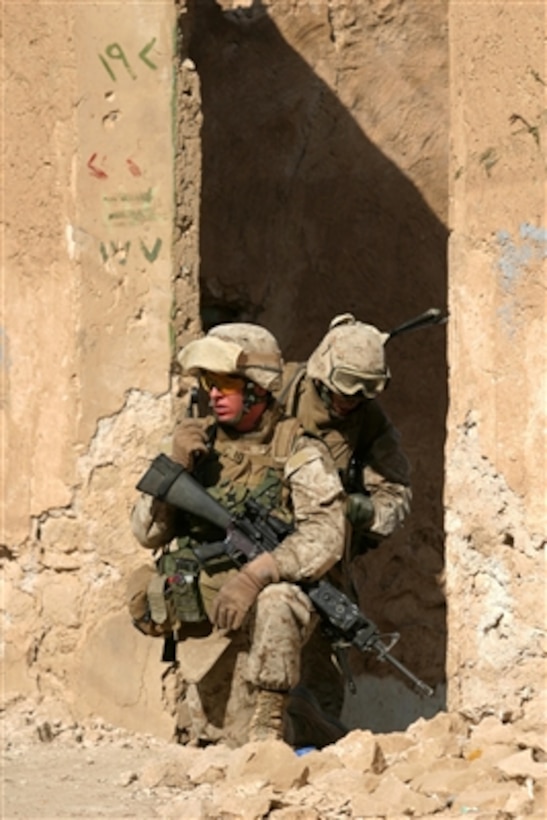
top-left (519, 222), bottom-right (547, 247)
top-left (495, 224), bottom-right (546, 334)
top-left (496, 229), bottom-right (531, 291)
top-left (496, 223), bottom-right (547, 292)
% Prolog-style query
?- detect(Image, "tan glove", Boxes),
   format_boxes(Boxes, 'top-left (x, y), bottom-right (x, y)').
top-left (211, 553), bottom-right (280, 631)
top-left (172, 418), bottom-right (211, 471)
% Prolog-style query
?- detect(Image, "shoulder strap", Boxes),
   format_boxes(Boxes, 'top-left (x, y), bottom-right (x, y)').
top-left (277, 363), bottom-right (307, 417)
top-left (271, 415), bottom-right (302, 461)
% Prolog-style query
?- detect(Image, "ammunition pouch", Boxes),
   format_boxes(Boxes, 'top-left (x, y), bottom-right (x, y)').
top-left (127, 564), bottom-right (172, 637)
top-left (156, 548), bottom-right (207, 624)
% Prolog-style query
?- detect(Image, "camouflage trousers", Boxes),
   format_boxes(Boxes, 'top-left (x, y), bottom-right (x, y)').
top-left (127, 564), bottom-right (316, 690)
top-left (247, 581), bottom-right (316, 690)
top-left (127, 565), bottom-right (318, 745)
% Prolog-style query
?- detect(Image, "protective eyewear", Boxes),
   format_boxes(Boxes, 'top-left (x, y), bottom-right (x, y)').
top-left (199, 371), bottom-right (246, 395)
top-left (329, 366), bottom-right (390, 399)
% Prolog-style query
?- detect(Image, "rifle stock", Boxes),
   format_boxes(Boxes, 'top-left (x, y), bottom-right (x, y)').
top-left (136, 454), bottom-right (434, 698)
top-left (136, 453), bottom-right (232, 532)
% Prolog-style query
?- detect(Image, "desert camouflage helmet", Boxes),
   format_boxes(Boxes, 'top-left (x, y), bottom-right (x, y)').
top-left (178, 322), bottom-right (283, 392)
top-left (307, 313), bottom-right (390, 399)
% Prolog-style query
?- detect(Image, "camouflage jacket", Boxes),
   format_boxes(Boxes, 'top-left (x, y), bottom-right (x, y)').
top-left (278, 363), bottom-right (412, 538)
top-left (130, 403), bottom-right (346, 583)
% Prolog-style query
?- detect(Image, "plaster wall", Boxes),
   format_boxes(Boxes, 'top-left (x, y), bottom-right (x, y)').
top-left (2, 1), bottom-right (190, 736)
top-left (446, 0), bottom-right (546, 726)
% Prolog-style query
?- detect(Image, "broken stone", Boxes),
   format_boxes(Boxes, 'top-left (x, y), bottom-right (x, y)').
top-left (140, 759), bottom-right (191, 789)
top-left (300, 749), bottom-right (342, 784)
top-left (495, 747), bottom-right (547, 781)
top-left (413, 760), bottom-right (506, 802)
top-left (351, 772), bottom-right (443, 817)
top-left (451, 782), bottom-right (525, 814)
top-left (373, 730), bottom-right (415, 762)
top-left (208, 781), bottom-right (274, 819)
top-left (403, 756), bottom-right (469, 794)
top-left (304, 766), bottom-right (379, 798)
top-left (330, 729), bottom-right (387, 774)
top-left (467, 714), bottom-right (520, 747)
top-left (267, 806), bottom-right (321, 819)
top-left (227, 740), bottom-right (309, 791)
top-left (408, 710), bottom-right (469, 743)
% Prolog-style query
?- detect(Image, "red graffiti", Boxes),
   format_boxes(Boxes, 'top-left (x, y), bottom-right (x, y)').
top-left (126, 158), bottom-right (142, 177)
top-left (87, 153), bottom-right (108, 179)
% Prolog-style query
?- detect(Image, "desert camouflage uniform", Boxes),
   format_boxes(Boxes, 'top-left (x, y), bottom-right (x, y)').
top-left (278, 321), bottom-right (411, 723)
top-left (281, 362), bottom-right (411, 539)
top-left (130, 403), bottom-right (345, 726)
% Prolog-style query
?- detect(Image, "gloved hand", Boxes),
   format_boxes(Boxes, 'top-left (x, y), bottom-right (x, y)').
top-left (172, 418), bottom-right (210, 471)
top-left (212, 553), bottom-right (280, 631)
top-left (347, 493), bottom-right (375, 531)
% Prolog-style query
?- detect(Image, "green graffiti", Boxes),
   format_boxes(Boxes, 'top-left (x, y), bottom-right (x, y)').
top-left (98, 38), bottom-right (158, 81)
top-left (140, 237), bottom-right (162, 262)
top-left (139, 38), bottom-right (157, 70)
top-left (100, 240), bottom-right (131, 265)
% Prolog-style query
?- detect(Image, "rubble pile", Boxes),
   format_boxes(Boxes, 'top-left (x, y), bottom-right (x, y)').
top-left (2, 700), bottom-right (545, 818)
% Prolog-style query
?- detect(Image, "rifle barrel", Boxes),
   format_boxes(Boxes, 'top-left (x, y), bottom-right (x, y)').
top-left (378, 645), bottom-right (434, 698)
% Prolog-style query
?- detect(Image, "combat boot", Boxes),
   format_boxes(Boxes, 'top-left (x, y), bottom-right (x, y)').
top-left (248, 689), bottom-right (289, 742)
top-left (285, 685), bottom-right (348, 749)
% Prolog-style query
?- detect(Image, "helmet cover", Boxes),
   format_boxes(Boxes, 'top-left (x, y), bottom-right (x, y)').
top-left (178, 323), bottom-right (283, 392)
top-left (307, 314), bottom-right (390, 397)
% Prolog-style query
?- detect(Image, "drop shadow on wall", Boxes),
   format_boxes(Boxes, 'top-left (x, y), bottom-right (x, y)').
top-left (180, 0), bottom-right (449, 729)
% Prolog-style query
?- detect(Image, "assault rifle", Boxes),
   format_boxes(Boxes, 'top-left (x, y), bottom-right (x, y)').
top-left (136, 453), bottom-right (434, 698)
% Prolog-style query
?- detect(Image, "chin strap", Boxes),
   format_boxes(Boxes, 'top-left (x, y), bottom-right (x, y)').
top-left (314, 380), bottom-right (362, 420)
top-left (242, 381), bottom-right (264, 412)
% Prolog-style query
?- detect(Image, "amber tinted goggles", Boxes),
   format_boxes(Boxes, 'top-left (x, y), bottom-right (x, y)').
top-left (199, 371), bottom-right (246, 395)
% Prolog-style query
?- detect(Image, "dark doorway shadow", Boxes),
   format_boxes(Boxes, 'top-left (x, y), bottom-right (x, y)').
top-left (180, 0), bottom-right (449, 727)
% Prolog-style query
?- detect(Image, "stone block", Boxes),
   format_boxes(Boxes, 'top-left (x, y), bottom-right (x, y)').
top-left (408, 710), bottom-right (469, 742)
top-left (373, 730), bottom-right (415, 761)
top-left (188, 744), bottom-right (231, 785)
top-left (418, 767), bottom-right (501, 798)
top-left (351, 772), bottom-right (443, 817)
top-left (139, 759), bottom-right (190, 788)
top-left (306, 767), bottom-right (379, 797)
top-left (228, 740), bottom-right (309, 791)
top-left (451, 783), bottom-right (525, 814)
top-left (406, 757), bottom-right (469, 795)
top-left (266, 807), bottom-right (321, 820)
top-left (303, 749), bottom-right (344, 784)
top-left (467, 714), bottom-right (519, 747)
top-left (330, 729), bottom-right (387, 774)
top-left (209, 781), bottom-right (274, 819)
top-left (495, 747), bottom-right (547, 780)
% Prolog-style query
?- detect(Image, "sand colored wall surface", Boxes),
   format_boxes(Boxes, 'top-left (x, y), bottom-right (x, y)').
top-left (1, 0), bottom-right (544, 740)
top-left (446, 0), bottom-right (546, 726)
top-left (2, 1), bottom-right (190, 736)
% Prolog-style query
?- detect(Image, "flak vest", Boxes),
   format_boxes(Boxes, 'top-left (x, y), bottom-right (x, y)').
top-left (150, 412), bottom-right (302, 626)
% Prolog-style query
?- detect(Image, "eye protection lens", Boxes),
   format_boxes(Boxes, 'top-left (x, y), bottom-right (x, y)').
top-left (199, 371), bottom-right (246, 395)
top-left (361, 378), bottom-right (389, 398)
top-left (329, 367), bottom-right (389, 399)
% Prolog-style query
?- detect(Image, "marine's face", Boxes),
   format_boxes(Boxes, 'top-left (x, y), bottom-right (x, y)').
top-left (328, 391), bottom-right (364, 418)
top-left (200, 371), bottom-right (268, 430)
top-left (200, 371), bottom-right (246, 423)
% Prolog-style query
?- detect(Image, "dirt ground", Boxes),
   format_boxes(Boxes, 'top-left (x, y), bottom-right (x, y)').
top-left (2, 698), bottom-right (546, 819)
